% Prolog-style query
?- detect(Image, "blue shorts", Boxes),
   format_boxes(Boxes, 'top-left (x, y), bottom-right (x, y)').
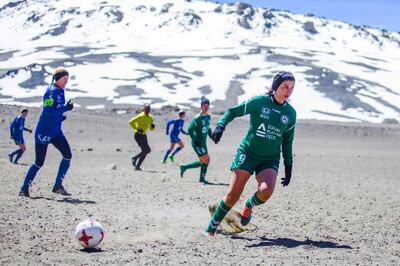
top-left (14, 138), bottom-right (24, 145)
top-left (170, 135), bottom-right (181, 144)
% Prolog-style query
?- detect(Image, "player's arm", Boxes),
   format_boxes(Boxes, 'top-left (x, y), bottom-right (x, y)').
top-left (9, 118), bottom-right (16, 139)
top-left (187, 119), bottom-right (198, 141)
top-left (281, 114), bottom-right (296, 187)
top-left (212, 98), bottom-right (256, 143)
top-left (150, 117), bottom-right (155, 131)
top-left (41, 93), bottom-right (71, 117)
top-left (23, 127), bottom-right (32, 133)
top-left (166, 119), bottom-right (174, 135)
top-left (128, 114), bottom-right (141, 130)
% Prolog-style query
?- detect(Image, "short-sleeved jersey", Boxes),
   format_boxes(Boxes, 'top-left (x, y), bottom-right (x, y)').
top-left (217, 95), bottom-right (296, 165)
top-left (187, 113), bottom-right (211, 144)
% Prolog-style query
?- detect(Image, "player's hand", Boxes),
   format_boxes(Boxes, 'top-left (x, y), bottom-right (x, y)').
top-left (211, 125), bottom-right (224, 144)
top-left (65, 100), bottom-right (74, 111)
top-left (281, 165), bottom-right (292, 187)
top-left (151, 123), bottom-right (155, 130)
top-left (62, 115), bottom-right (67, 122)
top-left (137, 129), bottom-right (144, 134)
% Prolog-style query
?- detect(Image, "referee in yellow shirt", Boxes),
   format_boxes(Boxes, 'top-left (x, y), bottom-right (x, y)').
top-left (129, 104), bottom-right (155, 171)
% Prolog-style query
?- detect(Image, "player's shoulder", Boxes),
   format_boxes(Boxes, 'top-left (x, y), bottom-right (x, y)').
top-left (284, 101), bottom-right (297, 116)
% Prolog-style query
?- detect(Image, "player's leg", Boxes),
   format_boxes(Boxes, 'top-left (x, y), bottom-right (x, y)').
top-left (241, 168), bottom-right (278, 226)
top-left (199, 154), bottom-right (210, 183)
top-left (179, 142), bottom-right (203, 177)
top-left (205, 169), bottom-right (251, 235)
top-left (51, 135), bottom-right (72, 195)
top-left (162, 143), bottom-right (175, 163)
top-left (135, 135), bottom-right (151, 170)
top-left (20, 142), bottom-right (48, 196)
top-left (13, 143), bottom-right (26, 164)
top-left (170, 140), bottom-right (184, 161)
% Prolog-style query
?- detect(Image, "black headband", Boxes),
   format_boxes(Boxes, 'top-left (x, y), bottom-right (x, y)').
top-left (271, 71), bottom-right (295, 92)
top-left (53, 71), bottom-right (69, 82)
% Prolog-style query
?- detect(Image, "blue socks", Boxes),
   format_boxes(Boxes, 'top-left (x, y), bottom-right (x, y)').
top-left (21, 164), bottom-right (40, 192)
top-left (14, 149), bottom-right (24, 164)
top-left (172, 147), bottom-right (182, 156)
top-left (54, 158), bottom-right (70, 188)
top-left (163, 149), bottom-right (171, 162)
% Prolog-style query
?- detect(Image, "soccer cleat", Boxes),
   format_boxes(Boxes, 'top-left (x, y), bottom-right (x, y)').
top-left (179, 165), bottom-right (185, 178)
top-left (19, 190), bottom-right (30, 197)
top-left (135, 167), bottom-right (143, 171)
top-left (8, 153), bottom-right (13, 163)
top-left (240, 205), bottom-right (253, 226)
top-left (169, 155), bottom-right (174, 162)
top-left (52, 186), bottom-right (72, 196)
top-left (131, 156), bottom-right (137, 167)
top-left (161, 160), bottom-right (166, 164)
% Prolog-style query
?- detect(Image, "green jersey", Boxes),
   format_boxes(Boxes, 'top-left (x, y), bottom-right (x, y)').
top-left (188, 112), bottom-right (212, 144)
top-left (218, 95), bottom-right (296, 165)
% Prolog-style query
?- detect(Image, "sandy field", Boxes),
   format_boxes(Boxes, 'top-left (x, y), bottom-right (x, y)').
top-left (1, 104), bottom-right (399, 265)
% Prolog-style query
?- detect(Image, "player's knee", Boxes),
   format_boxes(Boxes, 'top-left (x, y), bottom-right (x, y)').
top-left (35, 159), bottom-right (45, 168)
top-left (21, 146), bottom-right (26, 152)
top-left (63, 149), bottom-right (72, 160)
top-left (201, 156), bottom-right (210, 164)
top-left (258, 183), bottom-right (274, 201)
top-left (145, 147), bottom-right (151, 154)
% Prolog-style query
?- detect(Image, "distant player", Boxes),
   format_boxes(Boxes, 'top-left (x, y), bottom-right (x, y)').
top-left (19, 67), bottom-right (74, 197)
top-left (162, 110), bottom-right (188, 163)
top-left (9, 108), bottom-right (32, 164)
top-left (129, 104), bottom-right (155, 171)
top-left (204, 72), bottom-right (297, 236)
top-left (180, 97), bottom-right (212, 183)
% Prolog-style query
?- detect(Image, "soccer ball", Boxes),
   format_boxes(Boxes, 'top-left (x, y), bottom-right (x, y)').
top-left (74, 219), bottom-right (105, 248)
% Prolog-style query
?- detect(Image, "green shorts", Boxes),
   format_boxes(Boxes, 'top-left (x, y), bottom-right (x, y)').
top-left (230, 149), bottom-right (279, 175)
top-left (191, 142), bottom-right (208, 157)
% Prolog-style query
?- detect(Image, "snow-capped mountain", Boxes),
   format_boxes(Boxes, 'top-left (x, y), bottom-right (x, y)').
top-left (0, 0), bottom-right (399, 123)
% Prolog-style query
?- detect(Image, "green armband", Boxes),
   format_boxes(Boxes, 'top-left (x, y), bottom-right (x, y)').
top-left (44, 98), bottom-right (54, 106)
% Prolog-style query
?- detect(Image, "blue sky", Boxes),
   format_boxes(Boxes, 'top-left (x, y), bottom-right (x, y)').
top-left (213, 0), bottom-right (400, 32)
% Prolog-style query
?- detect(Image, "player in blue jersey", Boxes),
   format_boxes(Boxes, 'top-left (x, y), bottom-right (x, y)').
top-left (19, 67), bottom-right (74, 197)
top-left (162, 110), bottom-right (188, 163)
top-left (8, 108), bottom-right (32, 164)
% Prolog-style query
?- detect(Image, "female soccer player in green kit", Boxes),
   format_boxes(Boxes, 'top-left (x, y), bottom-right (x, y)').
top-left (180, 96), bottom-right (212, 184)
top-left (204, 72), bottom-right (297, 236)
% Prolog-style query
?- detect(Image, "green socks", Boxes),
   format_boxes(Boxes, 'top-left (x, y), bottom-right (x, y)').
top-left (206, 200), bottom-right (231, 233)
top-left (200, 164), bottom-right (208, 182)
top-left (245, 192), bottom-right (265, 208)
top-left (182, 161), bottom-right (201, 170)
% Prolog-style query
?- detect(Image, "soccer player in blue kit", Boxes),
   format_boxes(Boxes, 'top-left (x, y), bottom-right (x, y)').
top-left (9, 108), bottom-right (32, 164)
top-left (162, 110), bottom-right (188, 163)
top-left (19, 67), bottom-right (74, 197)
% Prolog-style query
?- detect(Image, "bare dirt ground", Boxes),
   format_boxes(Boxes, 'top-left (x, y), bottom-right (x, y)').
top-left (1, 104), bottom-right (399, 265)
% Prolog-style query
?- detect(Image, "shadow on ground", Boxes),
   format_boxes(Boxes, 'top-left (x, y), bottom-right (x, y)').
top-left (231, 235), bottom-right (352, 249)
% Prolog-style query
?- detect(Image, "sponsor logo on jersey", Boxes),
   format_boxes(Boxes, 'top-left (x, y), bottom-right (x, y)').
top-left (280, 115), bottom-right (289, 124)
top-left (256, 123), bottom-right (267, 138)
top-left (260, 107), bottom-right (271, 119)
top-left (256, 123), bottom-right (282, 140)
top-left (202, 127), bottom-right (207, 133)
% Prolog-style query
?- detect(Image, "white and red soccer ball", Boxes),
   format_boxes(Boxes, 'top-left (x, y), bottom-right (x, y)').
top-left (74, 219), bottom-right (104, 248)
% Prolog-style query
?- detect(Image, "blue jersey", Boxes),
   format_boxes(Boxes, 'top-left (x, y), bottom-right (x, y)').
top-left (166, 118), bottom-right (187, 137)
top-left (10, 115), bottom-right (26, 140)
top-left (35, 84), bottom-right (69, 143)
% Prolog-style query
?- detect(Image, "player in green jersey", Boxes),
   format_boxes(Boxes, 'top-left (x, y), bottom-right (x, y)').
top-left (204, 71), bottom-right (297, 236)
top-left (180, 96), bottom-right (212, 183)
